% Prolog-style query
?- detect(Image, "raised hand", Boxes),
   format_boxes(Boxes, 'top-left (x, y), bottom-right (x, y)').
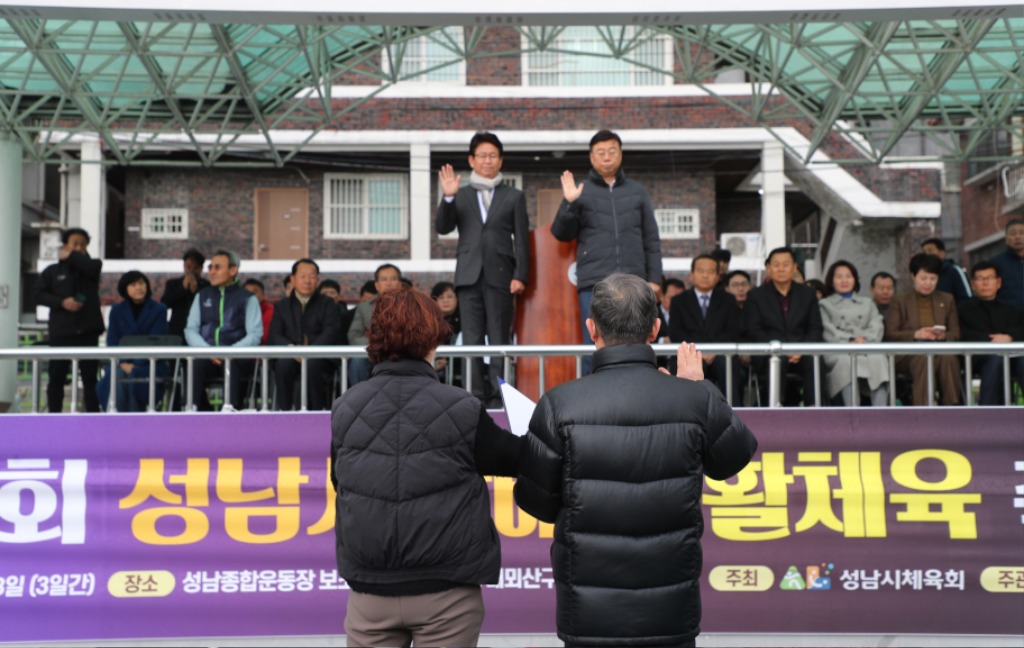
top-left (561, 170), bottom-right (583, 203)
top-left (675, 342), bottom-right (705, 381)
top-left (439, 164), bottom-right (462, 197)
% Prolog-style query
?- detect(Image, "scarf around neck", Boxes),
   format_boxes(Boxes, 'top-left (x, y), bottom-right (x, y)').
top-left (469, 171), bottom-right (502, 211)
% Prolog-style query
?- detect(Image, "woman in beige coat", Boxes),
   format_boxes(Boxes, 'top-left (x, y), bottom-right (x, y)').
top-left (819, 260), bottom-right (890, 406)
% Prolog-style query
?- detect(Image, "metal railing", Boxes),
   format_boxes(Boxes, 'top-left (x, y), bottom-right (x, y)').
top-left (1, 342), bottom-right (1022, 413)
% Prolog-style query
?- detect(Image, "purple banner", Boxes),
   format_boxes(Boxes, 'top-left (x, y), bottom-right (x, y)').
top-left (1, 409), bottom-right (1022, 642)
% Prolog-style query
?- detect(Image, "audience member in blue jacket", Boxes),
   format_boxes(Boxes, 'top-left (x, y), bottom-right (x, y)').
top-left (97, 271), bottom-right (169, 411)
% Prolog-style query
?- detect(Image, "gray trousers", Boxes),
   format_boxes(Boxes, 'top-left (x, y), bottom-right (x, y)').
top-left (344, 585), bottom-right (484, 647)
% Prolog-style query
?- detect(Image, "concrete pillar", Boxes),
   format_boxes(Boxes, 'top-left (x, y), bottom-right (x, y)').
top-left (79, 140), bottom-right (105, 258)
top-left (409, 143), bottom-right (432, 261)
top-left (0, 134), bottom-right (22, 410)
top-left (761, 142), bottom-right (786, 254)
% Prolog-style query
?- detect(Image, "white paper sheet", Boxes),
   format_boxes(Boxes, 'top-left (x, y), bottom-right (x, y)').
top-left (498, 378), bottom-right (536, 437)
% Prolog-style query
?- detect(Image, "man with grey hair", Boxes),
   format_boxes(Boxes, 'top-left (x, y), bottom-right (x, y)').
top-left (515, 273), bottom-right (757, 647)
top-left (184, 249), bottom-right (263, 411)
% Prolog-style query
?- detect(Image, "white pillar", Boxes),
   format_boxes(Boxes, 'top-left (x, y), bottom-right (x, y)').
top-left (409, 143), bottom-right (432, 261)
top-left (761, 141), bottom-right (786, 255)
top-left (0, 134), bottom-right (22, 409)
top-left (79, 140), bottom-right (105, 258)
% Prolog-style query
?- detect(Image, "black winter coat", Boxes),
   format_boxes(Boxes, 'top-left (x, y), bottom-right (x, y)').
top-left (330, 359), bottom-right (521, 595)
top-left (33, 252), bottom-right (104, 339)
top-left (514, 344), bottom-right (757, 646)
top-left (267, 292), bottom-right (342, 347)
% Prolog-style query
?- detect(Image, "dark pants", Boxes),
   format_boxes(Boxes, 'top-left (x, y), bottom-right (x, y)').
top-left (47, 334), bottom-right (100, 413)
top-left (458, 275), bottom-right (515, 402)
top-left (756, 354), bottom-right (820, 407)
top-left (192, 357), bottom-right (255, 410)
top-left (274, 357), bottom-right (338, 410)
top-left (975, 354), bottom-right (1024, 405)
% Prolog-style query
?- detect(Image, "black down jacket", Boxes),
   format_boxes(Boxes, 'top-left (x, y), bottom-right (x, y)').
top-left (330, 358), bottom-right (519, 595)
top-left (551, 168), bottom-right (663, 292)
top-left (514, 344), bottom-right (758, 646)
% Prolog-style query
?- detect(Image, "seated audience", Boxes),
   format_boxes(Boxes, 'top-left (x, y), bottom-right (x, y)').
top-left (97, 271), bottom-right (169, 411)
top-left (243, 278), bottom-right (274, 344)
top-left (806, 279), bottom-right (826, 301)
top-left (711, 248), bottom-right (732, 288)
top-left (347, 264), bottom-right (403, 386)
top-left (162, 248), bottom-right (209, 339)
top-left (921, 238), bottom-right (972, 304)
top-left (358, 280), bottom-right (377, 302)
top-left (319, 278), bottom-right (354, 345)
top-left (870, 272), bottom-right (896, 318)
top-left (431, 281), bottom-right (462, 384)
top-left (659, 278), bottom-right (685, 331)
top-left (268, 259), bottom-right (342, 410)
top-left (668, 255), bottom-right (741, 399)
top-left (725, 270), bottom-right (752, 310)
top-left (958, 261), bottom-right (1024, 404)
top-left (184, 250), bottom-right (262, 411)
top-left (884, 253), bottom-right (961, 406)
top-left (746, 247), bottom-right (824, 406)
top-left (819, 261), bottom-right (889, 407)
top-left (991, 218), bottom-right (1024, 310)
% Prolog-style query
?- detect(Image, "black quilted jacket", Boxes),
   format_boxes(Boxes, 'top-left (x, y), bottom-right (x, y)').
top-left (330, 358), bottom-right (520, 595)
top-left (514, 344), bottom-right (758, 646)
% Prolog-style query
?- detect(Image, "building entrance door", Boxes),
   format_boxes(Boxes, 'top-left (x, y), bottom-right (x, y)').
top-left (254, 188), bottom-right (309, 260)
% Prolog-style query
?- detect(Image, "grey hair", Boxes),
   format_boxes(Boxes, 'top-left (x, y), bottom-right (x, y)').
top-left (212, 249), bottom-right (240, 269)
top-left (589, 273), bottom-right (658, 345)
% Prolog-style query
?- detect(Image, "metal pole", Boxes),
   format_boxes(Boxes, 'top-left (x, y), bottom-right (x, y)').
top-left (186, 357), bottom-right (194, 411)
top-left (1003, 353), bottom-right (1012, 405)
top-left (107, 358), bottom-right (118, 412)
top-left (148, 356), bottom-right (157, 412)
top-left (539, 356), bottom-right (546, 395)
top-left (964, 355), bottom-right (973, 406)
top-left (769, 355), bottom-right (781, 408)
top-left (849, 353), bottom-right (857, 408)
top-left (926, 354), bottom-right (935, 407)
top-left (504, 356), bottom-right (512, 388)
top-left (725, 355), bottom-right (734, 405)
top-left (70, 358), bottom-right (79, 413)
top-left (31, 359), bottom-right (39, 414)
top-left (300, 357), bottom-right (308, 411)
top-left (813, 354), bottom-right (821, 407)
top-left (261, 358), bottom-right (270, 411)
top-left (576, 355), bottom-right (583, 379)
top-left (889, 354), bottom-right (897, 406)
top-left (224, 358), bottom-right (232, 410)
top-left (340, 359), bottom-right (348, 395)
top-left (465, 358), bottom-right (473, 396)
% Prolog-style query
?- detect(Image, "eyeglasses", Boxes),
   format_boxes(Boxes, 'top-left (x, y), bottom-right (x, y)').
top-left (474, 153), bottom-right (500, 160)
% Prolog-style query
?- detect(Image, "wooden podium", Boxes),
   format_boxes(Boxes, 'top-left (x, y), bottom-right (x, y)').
top-left (514, 224), bottom-right (581, 401)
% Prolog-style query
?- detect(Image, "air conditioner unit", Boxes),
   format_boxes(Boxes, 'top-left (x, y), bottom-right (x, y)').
top-left (719, 232), bottom-right (764, 260)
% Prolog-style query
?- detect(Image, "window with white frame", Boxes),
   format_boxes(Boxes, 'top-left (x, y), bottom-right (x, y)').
top-left (141, 208), bottom-right (188, 239)
top-left (436, 174), bottom-right (522, 240)
top-left (523, 27), bottom-right (672, 87)
top-left (388, 26), bottom-right (466, 84)
top-left (324, 174), bottom-right (408, 240)
top-left (655, 208), bottom-right (700, 239)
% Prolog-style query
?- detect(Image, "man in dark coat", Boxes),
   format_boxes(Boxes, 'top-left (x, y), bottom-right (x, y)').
top-left (268, 258), bottom-right (342, 410)
top-left (161, 248), bottom-right (209, 338)
top-left (515, 273), bottom-right (757, 648)
top-left (745, 247), bottom-right (825, 406)
top-left (436, 131), bottom-right (529, 406)
top-left (33, 227), bottom-right (104, 412)
top-left (958, 261), bottom-right (1024, 404)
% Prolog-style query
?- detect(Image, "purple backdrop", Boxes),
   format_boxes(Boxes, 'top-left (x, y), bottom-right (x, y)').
top-left (1, 408), bottom-right (1022, 642)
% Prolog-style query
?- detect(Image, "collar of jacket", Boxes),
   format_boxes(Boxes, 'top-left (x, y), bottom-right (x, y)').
top-left (592, 343), bottom-right (657, 373)
top-left (588, 167), bottom-right (626, 188)
top-left (371, 358), bottom-right (439, 380)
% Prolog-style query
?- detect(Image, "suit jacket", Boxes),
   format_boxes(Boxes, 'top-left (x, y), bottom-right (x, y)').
top-left (668, 287), bottom-right (741, 343)
top-left (884, 290), bottom-right (960, 342)
top-left (436, 184), bottom-right (530, 289)
top-left (745, 282), bottom-right (824, 343)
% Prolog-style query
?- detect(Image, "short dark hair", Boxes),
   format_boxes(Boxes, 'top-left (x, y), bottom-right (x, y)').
top-left (291, 257), bottom-right (319, 275)
top-left (283, 276), bottom-right (292, 289)
top-left (1006, 218), bottom-right (1024, 233)
top-left (806, 279), bottom-right (826, 298)
top-left (589, 273), bottom-right (658, 346)
top-left (710, 248), bottom-right (732, 263)
top-left (117, 270), bottom-right (151, 301)
top-left (374, 263), bottom-right (401, 281)
top-left (61, 227), bottom-right (90, 245)
top-left (909, 252), bottom-right (943, 276)
top-left (589, 130), bottom-right (622, 150)
top-left (431, 281), bottom-right (456, 299)
top-left (662, 278), bottom-right (685, 293)
top-left (726, 270), bottom-right (751, 285)
top-left (766, 247), bottom-right (797, 265)
top-left (182, 248), bottom-right (205, 266)
top-left (360, 280), bottom-right (377, 297)
top-left (824, 260), bottom-right (861, 296)
top-left (469, 131), bottom-right (503, 157)
top-left (870, 271), bottom-right (895, 289)
top-left (212, 249), bottom-right (240, 269)
top-left (921, 237), bottom-right (946, 252)
top-left (690, 254), bottom-right (719, 274)
top-left (243, 278), bottom-right (265, 292)
top-left (367, 288), bottom-right (450, 364)
top-left (970, 261), bottom-right (999, 278)
top-left (319, 278), bottom-right (341, 293)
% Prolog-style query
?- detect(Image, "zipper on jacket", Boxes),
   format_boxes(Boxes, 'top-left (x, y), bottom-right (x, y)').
top-left (610, 183), bottom-right (620, 266)
top-left (215, 286), bottom-right (225, 346)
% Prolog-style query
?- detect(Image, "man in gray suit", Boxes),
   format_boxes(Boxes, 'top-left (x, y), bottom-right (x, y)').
top-left (437, 132), bottom-right (530, 406)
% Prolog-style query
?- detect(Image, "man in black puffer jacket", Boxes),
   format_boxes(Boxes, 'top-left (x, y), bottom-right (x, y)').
top-left (515, 273), bottom-right (758, 648)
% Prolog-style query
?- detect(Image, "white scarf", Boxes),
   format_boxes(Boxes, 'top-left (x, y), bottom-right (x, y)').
top-left (469, 171), bottom-right (502, 211)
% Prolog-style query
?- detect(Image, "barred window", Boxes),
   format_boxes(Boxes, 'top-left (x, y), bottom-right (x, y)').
top-left (324, 174), bottom-right (408, 240)
top-left (141, 208), bottom-right (188, 240)
top-left (524, 27), bottom-right (671, 87)
top-left (390, 27), bottom-right (466, 84)
top-left (655, 208), bottom-right (700, 240)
